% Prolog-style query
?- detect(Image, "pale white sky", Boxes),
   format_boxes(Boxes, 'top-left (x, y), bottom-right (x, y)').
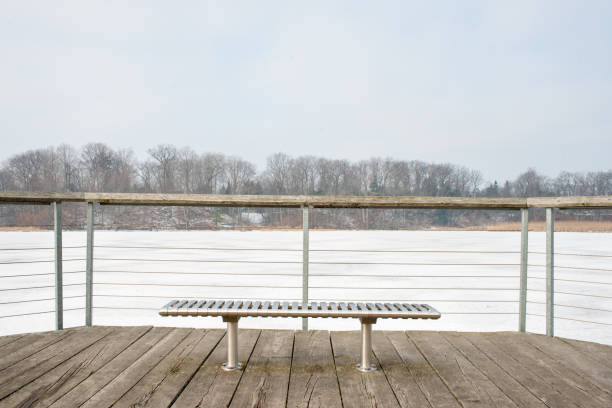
top-left (1, 1), bottom-right (611, 182)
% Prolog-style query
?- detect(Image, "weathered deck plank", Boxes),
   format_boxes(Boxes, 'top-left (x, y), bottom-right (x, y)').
top-left (0, 326), bottom-right (151, 408)
top-left (0, 326), bottom-right (112, 401)
top-left (386, 331), bottom-right (461, 408)
top-left (80, 328), bottom-right (192, 408)
top-left (409, 331), bottom-right (517, 408)
top-left (520, 333), bottom-right (612, 394)
top-left (171, 329), bottom-right (260, 408)
top-left (113, 329), bottom-right (224, 408)
top-left (560, 337), bottom-right (612, 370)
top-left (0, 329), bottom-right (71, 371)
top-left (0, 328), bottom-right (610, 408)
top-left (463, 332), bottom-right (582, 408)
top-left (0, 333), bottom-right (24, 348)
top-left (47, 327), bottom-right (173, 407)
top-left (441, 332), bottom-right (547, 408)
top-left (331, 330), bottom-right (400, 408)
top-left (486, 332), bottom-right (611, 408)
top-left (229, 330), bottom-right (294, 408)
top-left (287, 330), bottom-right (342, 408)
top-left (371, 331), bottom-right (431, 408)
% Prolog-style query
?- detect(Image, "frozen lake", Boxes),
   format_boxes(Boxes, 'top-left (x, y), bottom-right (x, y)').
top-left (1, 230), bottom-right (611, 344)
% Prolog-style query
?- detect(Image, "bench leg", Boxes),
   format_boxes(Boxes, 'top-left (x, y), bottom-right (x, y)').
top-left (356, 317), bottom-right (377, 372)
top-left (222, 316), bottom-right (243, 371)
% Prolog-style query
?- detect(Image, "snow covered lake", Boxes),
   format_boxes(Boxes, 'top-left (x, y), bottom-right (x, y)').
top-left (1, 230), bottom-right (611, 345)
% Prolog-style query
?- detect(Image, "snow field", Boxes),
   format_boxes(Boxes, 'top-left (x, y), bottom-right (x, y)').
top-left (0, 230), bottom-right (610, 344)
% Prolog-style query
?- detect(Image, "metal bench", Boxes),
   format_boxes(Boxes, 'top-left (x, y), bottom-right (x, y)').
top-left (160, 299), bottom-right (440, 372)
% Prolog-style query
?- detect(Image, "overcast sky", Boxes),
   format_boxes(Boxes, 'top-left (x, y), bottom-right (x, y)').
top-left (1, 1), bottom-right (611, 182)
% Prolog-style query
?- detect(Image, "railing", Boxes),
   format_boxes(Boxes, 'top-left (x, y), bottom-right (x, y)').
top-left (0, 192), bottom-right (611, 340)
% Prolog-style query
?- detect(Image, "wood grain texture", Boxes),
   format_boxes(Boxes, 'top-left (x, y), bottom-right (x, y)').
top-left (47, 327), bottom-right (173, 408)
top-left (113, 329), bottom-right (224, 408)
top-left (0, 326), bottom-right (112, 401)
top-left (171, 329), bottom-right (260, 408)
top-left (80, 328), bottom-right (192, 408)
top-left (486, 332), bottom-right (611, 408)
top-left (0, 330), bottom-right (71, 371)
top-left (1, 328), bottom-right (611, 408)
top-left (441, 332), bottom-right (548, 408)
top-left (408, 331), bottom-right (517, 408)
top-left (3, 191), bottom-right (611, 209)
top-left (520, 333), bottom-right (612, 394)
top-left (463, 332), bottom-right (583, 408)
top-left (386, 331), bottom-right (461, 408)
top-left (0, 333), bottom-right (24, 348)
top-left (0, 326), bottom-right (151, 408)
top-left (371, 331), bottom-right (431, 408)
top-left (229, 330), bottom-right (294, 408)
top-left (560, 337), bottom-right (612, 370)
top-left (287, 330), bottom-right (342, 408)
top-left (331, 330), bottom-right (400, 408)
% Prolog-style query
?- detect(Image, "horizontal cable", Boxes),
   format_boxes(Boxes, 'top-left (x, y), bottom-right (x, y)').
top-left (530, 251), bottom-right (612, 258)
top-left (0, 283), bottom-right (85, 292)
top-left (0, 246), bottom-right (85, 251)
top-left (93, 257), bottom-right (519, 266)
top-left (93, 294), bottom-right (302, 301)
top-left (93, 269), bottom-right (302, 277)
top-left (554, 316), bottom-right (612, 326)
top-left (93, 282), bottom-right (301, 288)
top-left (94, 306), bottom-right (159, 311)
top-left (92, 294), bottom-right (517, 303)
top-left (554, 278), bottom-right (612, 285)
top-left (528, 276), bottom-right (612, 285)
top-left (0, 258), bottom-right (85, 265)
top-left (554, 304), bottom-right (612, 313)
top-left (527, 301), bottom-right (612, 314)
top-left (0, 270), bottom-right (86, 279)
top-left (0, 307), bottom-right (85, 319)
top-left (0, 295), bottom-right (85, 305)
top-left (442, 312), bottom-right (518, 315)
top-left (91, 269), bottom-right (518, 279)
top-left (529, 289), bottom-right (612, 299)
top-left (95, 245), bottom-right (520, 254)
top-left (529, 264), bottom-right (612, 273)
top-left (311, 286), bottom-right (519, 290)
top-left (92, 282), bottom-right (518, 291)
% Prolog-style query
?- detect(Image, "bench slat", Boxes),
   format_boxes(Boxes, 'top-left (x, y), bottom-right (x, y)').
top-left (159, 299), bottom-right (441, 320)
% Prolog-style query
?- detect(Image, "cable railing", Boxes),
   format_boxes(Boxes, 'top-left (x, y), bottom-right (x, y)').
top-left (0, 192), bottom-right (611, 342)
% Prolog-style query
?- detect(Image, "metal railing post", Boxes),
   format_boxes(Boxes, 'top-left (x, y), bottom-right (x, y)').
top-left (302, 205), bottom-right (310, 331)
top-left (546, 207), bottom-right (555, 337)
top-left (86, 202), bottom-right (94, 326)
top-left (53, 202), bottom-right (63, 330)
top-left (519, 208), bottom-right (528, 332)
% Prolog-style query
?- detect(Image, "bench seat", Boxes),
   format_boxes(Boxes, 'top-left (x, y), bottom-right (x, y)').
top-left (160, 299), bottom-right (440, 372)
top-left (160, 299), bottom-right (440, 319)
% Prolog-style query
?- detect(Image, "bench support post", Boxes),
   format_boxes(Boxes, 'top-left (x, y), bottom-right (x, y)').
top-left (356, 317), bottom-right (377, 372)
top-left (222, 316), bottom-right (243, 371)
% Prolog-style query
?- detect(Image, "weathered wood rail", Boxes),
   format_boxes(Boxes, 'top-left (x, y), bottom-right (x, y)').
top-left (1, 191), bottom-right (612, 208)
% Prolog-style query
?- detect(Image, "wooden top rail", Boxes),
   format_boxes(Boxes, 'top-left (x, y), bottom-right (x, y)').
top-left (0, 191), bottom-right (611, 209)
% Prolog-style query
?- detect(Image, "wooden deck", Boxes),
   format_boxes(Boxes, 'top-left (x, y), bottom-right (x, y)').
top-left (0, 327), bottom-right (611, 407)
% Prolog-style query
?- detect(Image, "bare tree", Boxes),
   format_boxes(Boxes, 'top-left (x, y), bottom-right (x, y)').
top-left (226, 156), bottom-right (256, 194)
top-left (147, 144), bottom-right (178, 193)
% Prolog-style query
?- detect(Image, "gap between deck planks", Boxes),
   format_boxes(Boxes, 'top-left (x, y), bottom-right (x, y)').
top-left (0, 328), bottom-right (611, 408)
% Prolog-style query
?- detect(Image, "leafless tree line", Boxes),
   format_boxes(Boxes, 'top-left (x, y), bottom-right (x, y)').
top-left (2, 143), bottom-right (610, 197)
top-left (0, 144), bottom-right (610, 228)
